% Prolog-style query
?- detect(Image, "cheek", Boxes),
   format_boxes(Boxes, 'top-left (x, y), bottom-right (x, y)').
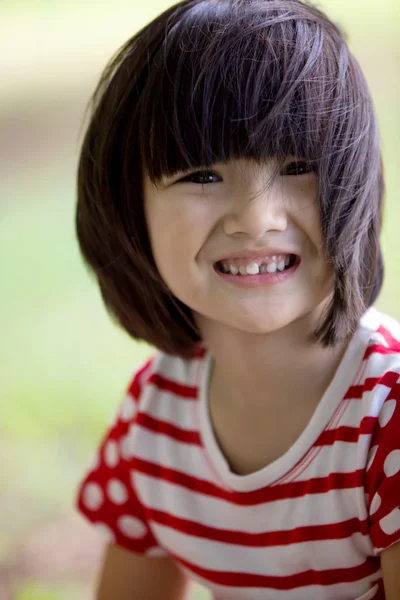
top-left (146, 204), bottom-right (206, 273)
top-left (295, 198), bottom-right (324, 254)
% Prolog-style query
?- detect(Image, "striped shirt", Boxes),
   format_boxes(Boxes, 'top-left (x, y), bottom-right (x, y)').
top-left (76, 306), bottom-right (400, 599)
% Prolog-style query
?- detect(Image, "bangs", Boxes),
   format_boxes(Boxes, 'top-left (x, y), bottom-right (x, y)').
top-left (138, 0), bottom-right (348, 184)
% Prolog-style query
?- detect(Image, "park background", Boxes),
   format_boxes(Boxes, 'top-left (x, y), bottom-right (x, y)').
top-left (1, 0), bottom-right (399, 598)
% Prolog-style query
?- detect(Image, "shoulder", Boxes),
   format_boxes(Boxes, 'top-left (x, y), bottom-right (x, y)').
top-left (116, 346), bottom-right (207, 430)
top-left (361, 306), bottom-right (400, 352)
top-left (348, 307), bottom-right (400, 432)
top-left (359, 307), bottom-right (400, 383)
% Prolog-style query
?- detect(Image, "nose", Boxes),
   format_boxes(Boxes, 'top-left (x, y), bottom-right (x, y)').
top-left (222, 191), bottom-right (288, 240)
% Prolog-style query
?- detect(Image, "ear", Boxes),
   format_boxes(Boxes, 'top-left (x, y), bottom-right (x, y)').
top-left (381, 540), bottom-right (400, 599)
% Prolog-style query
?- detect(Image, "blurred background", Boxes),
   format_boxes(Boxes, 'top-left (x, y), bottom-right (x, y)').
top-left (1, 0), bottom-right (399, 598)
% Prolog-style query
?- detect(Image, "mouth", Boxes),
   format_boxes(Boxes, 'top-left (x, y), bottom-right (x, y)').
top-left (214, 254), bottom-right (299, 276)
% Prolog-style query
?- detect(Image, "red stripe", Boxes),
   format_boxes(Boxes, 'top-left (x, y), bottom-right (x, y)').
top-left (344, 372), bottom-right (400, 399)
top-left (193, 345), bottom-right (207, 358)
top-left (148, 372), bottom-right (198, 398)
top-left (315, 416), bottom-right (376, 445)
top-left (133, 458), bottom-right (364, 504)
top-left (137, 413), bottom-right (202, 444)
top-left (389, 382), bottom-right (400, 400)
top-left (377, 325), bottom-right (400, 347)
top-left (127, 356), bottom-right (155, 399)
top-left (170, 551), bottom-right (379, 589)
top-left (148, 508), bottom-right (369, 545)
top-left (372, 371), bottom-right (400, 387)
top-left (364, 343), bottom-right (400, 359)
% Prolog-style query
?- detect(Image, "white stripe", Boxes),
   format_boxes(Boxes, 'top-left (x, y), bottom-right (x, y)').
top-left (134, 427), bottom-right (217, 481)
top-left (178, 568), bottom-right (378, 600)
top-left (133, 424), bottom-right (375, 495)
top-left (144, 390), bottom-right (198, 431)
top-left (371, 309), bottom-right (400, 339)
top-left (150, 352), bottom-right (201, 387)
top-left (362, 351), bottom-right (400, 378)
top-left (134, 420), bottom-right (371, 484)
top-left (292, 439), bottom-right (369, 481)
top-left (150, 522), bottom-right (371, 574)
top-left (134, 473), bottom-right (374, 542)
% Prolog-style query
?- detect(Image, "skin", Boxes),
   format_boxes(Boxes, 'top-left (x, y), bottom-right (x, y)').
top-left (144, 157), bottom-right (348, 415)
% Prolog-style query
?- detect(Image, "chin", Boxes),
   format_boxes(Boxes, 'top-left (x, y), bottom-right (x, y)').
top-left (230, 314), bottom-right (293, 335)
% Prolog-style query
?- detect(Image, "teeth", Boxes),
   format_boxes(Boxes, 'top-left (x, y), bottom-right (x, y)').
top-left (277, 260), bottom-right (286, 272)
top-left (246, 263), bottom-right (260, 275)
top-left (218, 255), bottom-right (294, 276)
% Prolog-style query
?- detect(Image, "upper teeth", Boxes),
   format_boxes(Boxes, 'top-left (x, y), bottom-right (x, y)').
top-left (221, 257), bottom-right (291, 275)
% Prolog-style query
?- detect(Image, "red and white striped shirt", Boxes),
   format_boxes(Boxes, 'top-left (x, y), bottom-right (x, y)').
top-left (76, 307), bottom-right (400, 599)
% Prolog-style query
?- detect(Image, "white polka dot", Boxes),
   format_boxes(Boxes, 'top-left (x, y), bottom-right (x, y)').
top-left (380, 507), bottom-right (400, 535)
top-left (384, 450), bottom-right (400, 477)
top-left (82, 482), bottom-right (104, 511)
top-left (120, 394), bottom-right (137, 422)
top-left (379, 399), bottom-right (397, 428)
top-left (94, 522), bottom-right (116, 543)
top-left (104, 440), bottom-right (119, 468)
top-left (146, 546), bottom-right (168, 558)
top-left (107, 479), bottom-right (128, 504)
top-left (118, 515), bottom-right (147, 539)
top-left (370, 493), bottom-right (381, 515)
top-left (367, 445), bottom-right (378, 471)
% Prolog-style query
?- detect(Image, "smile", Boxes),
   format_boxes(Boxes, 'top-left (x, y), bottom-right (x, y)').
top-left (213, 255), bottom-right (301, 287)
top-left (216, 254), bottom-right (297, 276)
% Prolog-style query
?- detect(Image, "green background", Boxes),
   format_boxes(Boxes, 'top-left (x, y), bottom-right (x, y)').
top-left (1, 0), bottom-right (399, 597)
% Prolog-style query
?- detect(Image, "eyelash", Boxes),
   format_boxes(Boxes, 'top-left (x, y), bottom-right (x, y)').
top-left (177, 161), bottom-right (314, 184)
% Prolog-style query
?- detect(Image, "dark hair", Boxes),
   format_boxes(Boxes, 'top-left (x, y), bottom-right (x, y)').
top-left (76, 0), bottom-right (385, 358)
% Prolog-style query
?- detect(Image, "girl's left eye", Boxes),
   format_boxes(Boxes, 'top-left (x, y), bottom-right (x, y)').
top-left (283, 161), bottom-right (314, 176)
top-left (178, 170), bottom-right (221, 185)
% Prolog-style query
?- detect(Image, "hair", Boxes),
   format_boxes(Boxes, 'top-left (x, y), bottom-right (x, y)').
top-left (76, 0), bottom-right (385, 359)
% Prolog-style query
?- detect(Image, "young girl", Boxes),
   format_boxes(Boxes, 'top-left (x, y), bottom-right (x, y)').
top-left (75, 0), bottom-right (400, 598)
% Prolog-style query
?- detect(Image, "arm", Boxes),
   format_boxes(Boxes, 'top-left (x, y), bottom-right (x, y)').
top-left (96, 542), bottom-right (190, 600)
top-left (381, 541), bottom-right (400, 600)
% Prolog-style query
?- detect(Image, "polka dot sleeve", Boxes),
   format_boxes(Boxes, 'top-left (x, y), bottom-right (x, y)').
top-left (365, 381), bottom-right (400, 554)
top-left (75, 358), bottom-right (166, 557)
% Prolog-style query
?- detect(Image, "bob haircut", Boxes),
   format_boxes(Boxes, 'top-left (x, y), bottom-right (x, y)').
top-left (76, 0), bottom-right (385, 359)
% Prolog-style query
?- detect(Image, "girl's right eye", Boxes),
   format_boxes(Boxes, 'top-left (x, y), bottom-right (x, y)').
top-left (178, 170), bottom-right (221, 185)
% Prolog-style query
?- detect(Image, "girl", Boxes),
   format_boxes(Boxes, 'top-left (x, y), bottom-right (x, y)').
top-left (75, 0), bottom-right (400, 598)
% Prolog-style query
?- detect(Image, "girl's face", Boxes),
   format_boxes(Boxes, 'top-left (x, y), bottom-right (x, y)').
top-left (143, 158), bottom-right (334, 337)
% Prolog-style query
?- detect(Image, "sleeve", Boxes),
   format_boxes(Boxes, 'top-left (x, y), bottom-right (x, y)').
top-left (365, 379), bottom-right (400, 555)
top-left (75, 355), bottom-right (167, 557)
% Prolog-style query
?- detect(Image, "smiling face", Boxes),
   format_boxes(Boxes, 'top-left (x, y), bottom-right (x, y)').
top-left (143, 157), bottom-right (335, 339)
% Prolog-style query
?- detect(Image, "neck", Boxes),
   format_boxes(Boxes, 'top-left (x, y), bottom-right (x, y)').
top-left (198, 310), bottom-right (350, 413)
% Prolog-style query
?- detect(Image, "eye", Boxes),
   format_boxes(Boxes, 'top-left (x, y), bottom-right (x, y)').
top-left (178, 170), bottom-right (221, 185)
top-left (282, 161), bottom-right (314, 176)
